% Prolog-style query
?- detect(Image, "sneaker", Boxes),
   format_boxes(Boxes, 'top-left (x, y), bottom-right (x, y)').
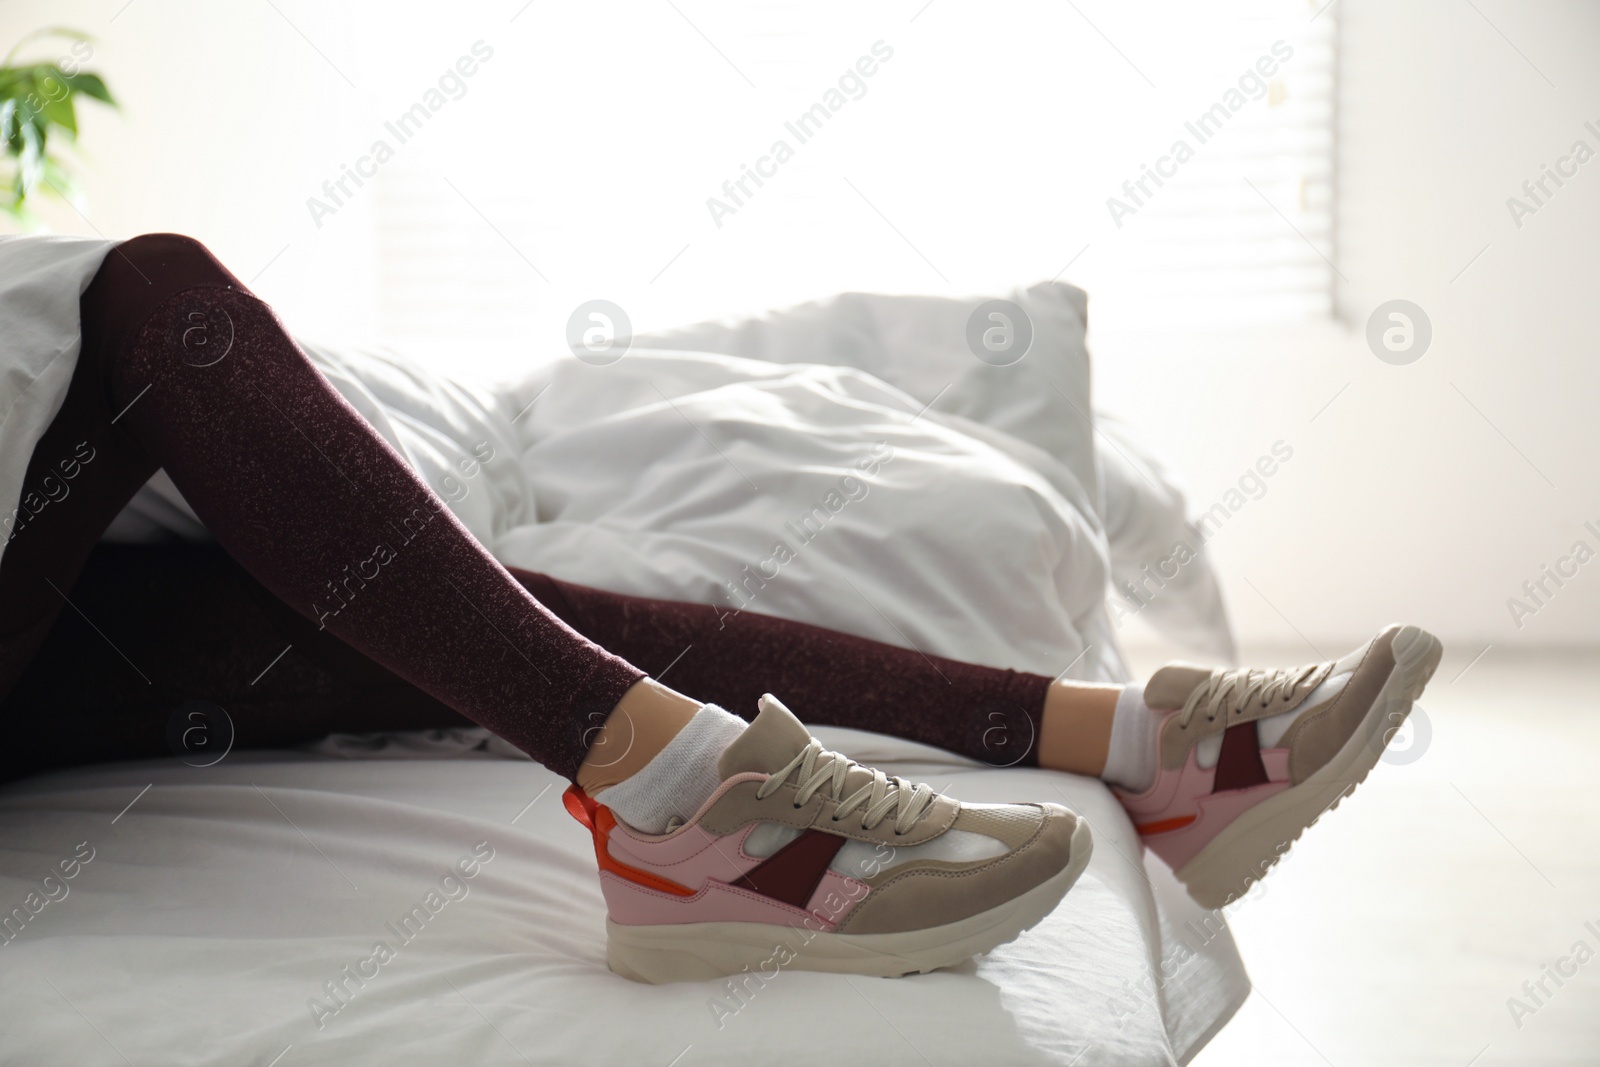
top-left (563, 695), bottom-right (1093, 983)
top-left (1114, 624), bottom-right (1442, 908)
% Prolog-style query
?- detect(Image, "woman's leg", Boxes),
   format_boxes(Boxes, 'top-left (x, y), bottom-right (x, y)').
top-left (554, 559), bottom-right (1438, 908)
top-left (0, 540), bottom-right (1123, 783)
top-left (511, 573), bottom-right (1443, 910)
top-left (0, 234), bottom-right (691, 784)
top-left (0, 542), bottom-right (471, 783)
top-left (510, 569), bottom-right (1124, 771)
top-left (0, 241), bottom-right (1103, 980)
top-left (0, 233), bottom-right (1117, 788)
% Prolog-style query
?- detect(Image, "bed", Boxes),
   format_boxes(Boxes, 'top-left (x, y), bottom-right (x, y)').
top-left (0, 726), bottom-right (1245, 1066)
top-left (0, 247), bottom-right (1249, 1064)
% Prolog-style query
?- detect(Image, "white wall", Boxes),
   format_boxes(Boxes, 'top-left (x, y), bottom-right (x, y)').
top-left (4, 0), bottom-right (1596, 653)
top-left (1096, 0), bottom-right (1600, 653)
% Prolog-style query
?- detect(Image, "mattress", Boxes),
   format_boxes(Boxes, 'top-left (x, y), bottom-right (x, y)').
top-left (0, 726), bottom-right (1247, 1066)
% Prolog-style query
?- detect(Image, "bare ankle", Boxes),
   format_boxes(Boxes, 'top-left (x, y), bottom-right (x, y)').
top-left (1037, 680), bottom-right (1122, 776)
top-left (575, 678), bottom-right (702, 793)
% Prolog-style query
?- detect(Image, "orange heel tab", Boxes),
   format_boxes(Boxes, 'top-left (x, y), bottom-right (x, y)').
top-left (562, 785), bottom-right (696, 898)
top-left (563, 784), bottom-right (598, 829)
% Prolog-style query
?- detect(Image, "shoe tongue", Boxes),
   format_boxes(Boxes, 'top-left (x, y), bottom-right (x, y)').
top-left (717, 695), bottom-right (815, 778)
top-left (1144, 664), bottom-right (1215, 710)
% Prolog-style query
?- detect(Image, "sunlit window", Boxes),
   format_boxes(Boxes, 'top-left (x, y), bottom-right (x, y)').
top-left (362, 0), bottom-right (1335, 372)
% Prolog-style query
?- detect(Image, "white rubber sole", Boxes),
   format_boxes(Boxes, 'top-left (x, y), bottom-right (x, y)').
top-left (606, 817), bottom-right (1094, 984)
top-left (1174, 625), bottom-right (1443, 909)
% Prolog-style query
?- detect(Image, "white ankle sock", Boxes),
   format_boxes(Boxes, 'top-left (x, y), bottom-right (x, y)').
top-left (592, 704), bottom-right (747, 833)
top-left (1102, 684), bottom-right (1161, 792)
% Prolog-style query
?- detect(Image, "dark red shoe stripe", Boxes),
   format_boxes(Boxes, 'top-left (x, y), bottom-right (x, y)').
top-left (1212, 722), bottom-right (1269, 792)
top-left (734, 829), bottom-right (847, 909)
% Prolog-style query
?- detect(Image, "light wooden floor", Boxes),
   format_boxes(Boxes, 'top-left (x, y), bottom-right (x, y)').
top-left (1135, 644), bottom-right (1600, 1067)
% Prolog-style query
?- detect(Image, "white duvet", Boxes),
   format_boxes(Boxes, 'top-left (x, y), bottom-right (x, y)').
top-left (0, 236), bottom-right (1247, 1064)
top-left (0, 236), bottom-right (1224, 680)
top-left (119, 284), bottom-right (1135, 683)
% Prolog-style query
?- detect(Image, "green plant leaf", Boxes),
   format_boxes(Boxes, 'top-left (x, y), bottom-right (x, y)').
top-left (31, 64), bottom-right (71, 105)
top-left (40, 88), bottom-right (76, 138)
top-left (0, 27), bottom-right (115, 222)
top-left (4, 104), bottom-right (26, 154)
top-left (6, 73), bottom-right (45, 128)
top-left (63, 72), bottom-right (114, 105)
top-left (16, 119), bottom-right (44, 195)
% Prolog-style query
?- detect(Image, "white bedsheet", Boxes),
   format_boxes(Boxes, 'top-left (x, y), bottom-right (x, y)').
top-left (0, 728), bottom-right (1246, 1066)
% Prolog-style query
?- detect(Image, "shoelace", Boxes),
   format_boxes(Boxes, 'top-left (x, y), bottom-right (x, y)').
top-left (756, 738), bottom-right (937, 836)
top-left (1177, 661), bottom-right (1335, 729)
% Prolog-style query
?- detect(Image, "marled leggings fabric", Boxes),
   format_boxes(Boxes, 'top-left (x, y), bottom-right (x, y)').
top-left (0, 234), bottom-right (643, 781)
top-left (1, 546), bottom-right (1053, 782)
top-left (514, 570), bottom-right (1052, 770)
top-left (0, 234), bottom-right (1053, 784)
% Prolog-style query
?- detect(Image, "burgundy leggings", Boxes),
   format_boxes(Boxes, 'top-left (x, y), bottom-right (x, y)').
top-left (0, 235), bottom-right (1052, 783)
